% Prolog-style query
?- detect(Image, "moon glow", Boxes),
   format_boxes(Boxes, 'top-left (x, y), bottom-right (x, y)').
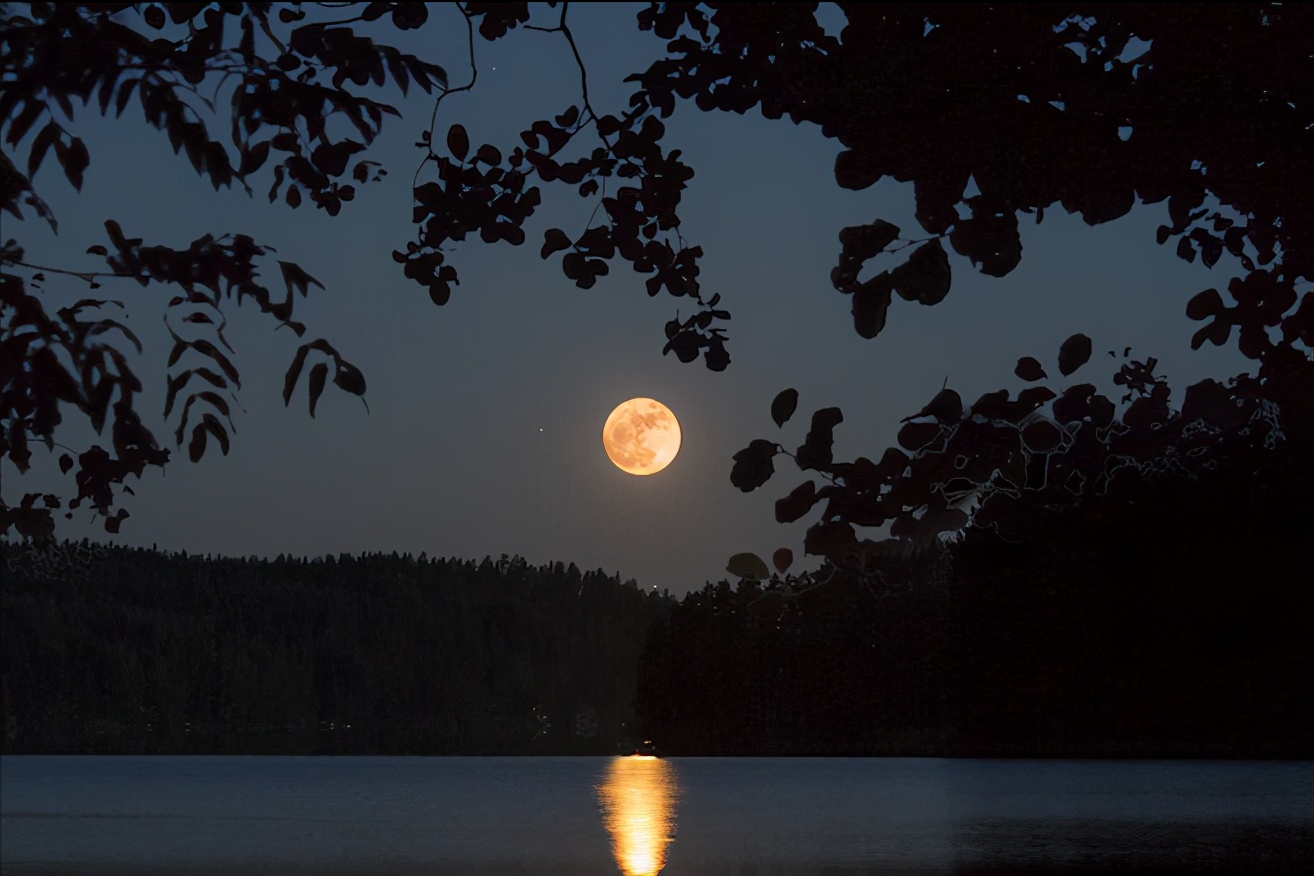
top-left (602, 398), bottom-right (682, 476)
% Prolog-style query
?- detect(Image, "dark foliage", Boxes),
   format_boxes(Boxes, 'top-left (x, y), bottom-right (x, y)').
top-left (733, 333), bottom-right (1311, 579)
top-left (0, 543), bottom-right (671, 754)
top-left (4, 3), bottom-right (1311, 539)
top-left (3, 2), bottom-right (426, 536)
top-left (638, 462), bottom-right (1313, 757)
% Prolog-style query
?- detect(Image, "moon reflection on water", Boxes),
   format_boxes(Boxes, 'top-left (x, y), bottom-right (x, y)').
top-left (598, 755), bottom-right (679, 876)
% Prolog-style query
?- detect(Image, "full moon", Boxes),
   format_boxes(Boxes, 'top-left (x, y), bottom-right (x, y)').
top-left (602, 398), bottom-right (682, 476)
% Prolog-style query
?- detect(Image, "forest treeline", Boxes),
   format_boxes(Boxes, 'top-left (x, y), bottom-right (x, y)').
top-left (1, 545), bottom-right (671, 754)
top-left (3, 447), bottom-right (1309, 758)
top-left (637, 459), bottom-right (1313, 758)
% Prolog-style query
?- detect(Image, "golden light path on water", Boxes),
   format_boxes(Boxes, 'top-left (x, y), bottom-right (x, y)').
top-left (598, 755), bottom-right (679, 876)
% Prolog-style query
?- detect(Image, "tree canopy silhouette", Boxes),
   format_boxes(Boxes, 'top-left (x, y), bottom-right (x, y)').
top-left (2, 2), bottom-right (1310, 540)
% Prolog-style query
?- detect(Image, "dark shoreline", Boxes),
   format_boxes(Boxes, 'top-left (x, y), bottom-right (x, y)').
top-left (3, 864), bottom-right (1312, 875)
top-left (6, 748), bottom-right (1313, 759)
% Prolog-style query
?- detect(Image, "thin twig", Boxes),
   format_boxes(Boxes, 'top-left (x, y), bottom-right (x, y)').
top-left (413, 3), bottom-right (479, 196)
top-left (527, 3), bottom-right (612, 151)
top-left (13, 261), bottom-right (123, 282)
top-left (557, 4), bottom-right (594, 120)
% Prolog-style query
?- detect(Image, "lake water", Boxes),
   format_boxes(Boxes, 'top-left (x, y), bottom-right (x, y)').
top-left (2, 756), bottom-right (1310, 874)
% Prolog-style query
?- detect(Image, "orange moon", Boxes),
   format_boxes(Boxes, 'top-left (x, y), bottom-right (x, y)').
top-left (602, 398), bottom-right (682, 476)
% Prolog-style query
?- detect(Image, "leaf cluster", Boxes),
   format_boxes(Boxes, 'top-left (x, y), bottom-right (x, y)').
top-left (1, 266), bottom-right (163, 537)
top-left (397, 3), bottom-right (729, 370)
top-left (2, 2), bottom-right (436, 537)
top-left (733, 334), bottom-right (1312, 577)
top-left (623, 3), bottom-right (1311, 360)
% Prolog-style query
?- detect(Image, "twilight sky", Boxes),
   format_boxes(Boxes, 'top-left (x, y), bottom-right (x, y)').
top-left (12, 3), bottom-right (1247, 592)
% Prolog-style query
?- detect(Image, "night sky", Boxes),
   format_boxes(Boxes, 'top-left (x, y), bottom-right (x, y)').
top-left (15, 4), bottom-right (1248, 593)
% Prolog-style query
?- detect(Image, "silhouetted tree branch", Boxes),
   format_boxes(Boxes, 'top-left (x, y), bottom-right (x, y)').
top-left (3, 2), bottom-right (1310, 545)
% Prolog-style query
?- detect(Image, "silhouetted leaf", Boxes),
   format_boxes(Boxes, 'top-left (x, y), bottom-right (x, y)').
top-left (1017, 386), bottom-right (1057, 408)
top-left (897, 420), bottom-right (942, 451)
top-left (775, 480), bottom-right (817, 523)
top-left (770, 388), bottom-right (798, 428)
top-left (1015, 357), bottom-right (1047, 381)
top-left (730, 439), bottom-right (777, 492)
top-left (891, 239), bottom-right (951, 305)
top-left (278, 261), bottom-right (324, 300)
top-left (62, 138), bottom-right (90, 190)
top-left (852, 272), bottom-right (893, 338)
top-left (838, 219), bottom-right (900, 265)
top-left (201, 414), bottom-right (230, 455)
top-left (1021, 418), bottom-right (1065, 453)
top-left (554, 105), bottom-right (581, 128)
top-left (6, 98), bottom-right (41, 147)
top-left (447, 124), bottom-right (469, 161)
top-left (834, 148), bottom-right (880, 190)
top-left (796, 408), bottom-right (843, 470)
top-left (28, 122), bottom-right (59, 178)
top-left (949, 198), bottom-right (1022, 276)
top-left (392, 3), bottom-right (429, 30)
top-left (1051, 383), bottom-right (1107, 426)
top-left (188, 424), bottom-right (207, 462)
top-left (1057, 333), bottom-right (1092, 377)
top-left (1191, 318), bottom-right (1232, 349)
top-left (59, 454), bottom-right (73, 474)
top-left (804, 519), bottom-right (858, 558)
top-left (240, 141), bottom-right (270, 175)
top-left (1123, 392), bottom-right (1170, 432)
top-left (283, 346), bottom-right (309, 407)
top-left (703, 339), bottom-right (730, 372)
top-left (104, 508), bottom-right (129, 533)
top-left (1186, 288), bottom-right (1223, 321)
top-left (726, 552), bottom-right (769, 581)
top-left (333, 361), bottom-right (366, 396)
top-left (1181, 379), bottom-right (1242, 430)
top-left (541, 228), bottom-right (571, 259)
top-left (903, 389), bottom-right (962, 424)
top-left (190, 340), bottom-right (240, 386)
top-left (307, 362), bottom-right (328, 418)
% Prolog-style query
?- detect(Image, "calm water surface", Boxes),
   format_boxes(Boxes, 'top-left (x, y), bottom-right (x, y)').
top-left (2, 756), bottom-right (1311, 874)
